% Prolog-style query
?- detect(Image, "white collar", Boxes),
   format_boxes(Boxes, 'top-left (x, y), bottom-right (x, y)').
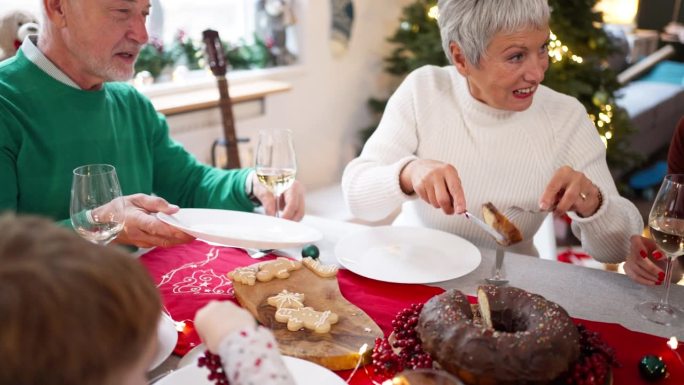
top-left (20, 35), bottom-right (81, 89)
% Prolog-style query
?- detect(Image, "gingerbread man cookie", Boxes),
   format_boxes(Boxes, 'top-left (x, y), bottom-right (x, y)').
top-left (256, 257), bottom-right (302, 282)
top-left (227, 257), bottom-right (302, 286)
top-left (267, 289), bottom-right (305, 309)
top-left (227, 265), bottom-right (258, 286)
top-left (275, 306), bottom-right (339, 333)
top-left (302, 257), bottom-right (339, 278)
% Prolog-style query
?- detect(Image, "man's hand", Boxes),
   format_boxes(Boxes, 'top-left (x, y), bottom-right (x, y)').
top-left (251, 174), bottom-right (305, 221)
top-left (112, 194), bottom-right (195, 248)
top-left (539, 166), bottom-right (601, 217)
top-left (399, 159), bottom-right (466, 215)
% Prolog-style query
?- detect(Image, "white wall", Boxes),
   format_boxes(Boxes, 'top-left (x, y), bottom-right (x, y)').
top-left (170, 0), bottom-right (415, 191)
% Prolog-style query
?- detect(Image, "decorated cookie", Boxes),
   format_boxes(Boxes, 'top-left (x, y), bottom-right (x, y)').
top-left (267, 289), bottom-right (305, 309)
top-left (227, 265), bottom-right (258, 285)
top-left (302, 257), bottom-right (339, 278)
top-left (256, 257), bottom-right (302, 282)
top-left (275, 306), bottom-right (339, 333)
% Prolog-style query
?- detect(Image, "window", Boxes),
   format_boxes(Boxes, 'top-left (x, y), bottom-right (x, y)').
top-left (0, 1), bottom-right (41, 18)
top-left (1, 0), bottom-right (297, 88)
top-left (0, 1), bottom-right (255, 49)
top-left (157, 0), bottom-right (255, 45)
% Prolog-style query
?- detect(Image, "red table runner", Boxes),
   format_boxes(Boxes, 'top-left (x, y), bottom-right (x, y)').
top-left (140, 240), bottom-right (683, 384)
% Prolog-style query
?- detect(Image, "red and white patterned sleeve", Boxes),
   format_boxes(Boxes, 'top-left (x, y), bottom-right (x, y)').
top-left (218, 325), bottom-right (295, 385)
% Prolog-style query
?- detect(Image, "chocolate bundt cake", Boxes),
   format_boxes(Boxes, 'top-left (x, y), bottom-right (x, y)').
top-left (417, 286), bottom-right (580, 385)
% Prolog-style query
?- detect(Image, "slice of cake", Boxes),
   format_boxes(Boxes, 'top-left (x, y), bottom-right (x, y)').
top-left (482, 202), bottom-right (523, 246)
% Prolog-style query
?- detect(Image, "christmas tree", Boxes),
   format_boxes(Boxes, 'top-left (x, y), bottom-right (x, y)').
top-left (362, 0), bottom-right (638, 176)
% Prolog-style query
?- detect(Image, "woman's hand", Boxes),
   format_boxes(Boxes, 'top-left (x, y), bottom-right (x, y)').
top-left (539, 166), bottom-right (601, 217)
top-left (251, 174), bottom-right (305, 221)
top-left (624, 235), bottom-right (666, 286)
top-left (195, 301), bottom-right (256, 353)
top-left (111, 194), bottom-right (195, 248)
top-left (399, 159), bottom-right (466, 215)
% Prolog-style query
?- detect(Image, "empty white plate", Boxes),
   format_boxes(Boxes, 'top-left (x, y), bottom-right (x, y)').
top-left (335, 226), bottom-right (481, 284)
top-left (157, 209), bottom-right (322, 249)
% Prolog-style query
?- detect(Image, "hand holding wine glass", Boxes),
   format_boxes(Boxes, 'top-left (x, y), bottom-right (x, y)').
top-left (70, 164), bottom-right (125, 245)
top-left (636, 173), bottom-right (684, 326)
top-left (255, 129), bottom-right (297, 218)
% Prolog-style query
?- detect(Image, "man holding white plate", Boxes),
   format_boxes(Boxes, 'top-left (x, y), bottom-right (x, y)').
top-left (0, 0), bottom-right (306, 248)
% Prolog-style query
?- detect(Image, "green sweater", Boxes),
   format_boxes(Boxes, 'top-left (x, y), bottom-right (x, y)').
top-left (0, 50), bottom-right (255, 224)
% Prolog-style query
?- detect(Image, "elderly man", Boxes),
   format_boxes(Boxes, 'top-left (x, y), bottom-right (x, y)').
top-left (0, 0), bottom-right (305, 248)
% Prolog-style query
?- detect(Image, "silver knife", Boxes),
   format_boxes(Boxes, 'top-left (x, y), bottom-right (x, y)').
top-left (463, 211), bottom-right (506, 244)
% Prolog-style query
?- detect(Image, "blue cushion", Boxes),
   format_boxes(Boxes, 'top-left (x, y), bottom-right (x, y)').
top-left (616, 80), bottom-right (684, 117)
top-left (629, 161), bottom-right (667, 190)
top-left (640, 61), bottom-right (684, 86)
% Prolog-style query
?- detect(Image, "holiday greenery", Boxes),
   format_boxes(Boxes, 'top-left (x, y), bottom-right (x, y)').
top-left (134, 31), bottom-right (279, 81)
top-left (169, 30), bottom-right (203, 71)
top-left (134, 37), bottom-right (175, 79)
top-left (362, 0), bottom-right (639, 175)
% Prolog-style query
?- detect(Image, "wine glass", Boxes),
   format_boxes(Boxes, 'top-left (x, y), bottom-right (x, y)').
top-left (392, 369), bottom-right (464, 385)
top-left (635, 173), bottom-right (684, 326)
top-left (70, 164), bottom-right (125, 245)
top-left (254, 129), bottom-right (297, 218)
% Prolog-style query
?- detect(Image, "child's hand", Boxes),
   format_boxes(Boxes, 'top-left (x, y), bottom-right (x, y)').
top-left (194, 301), bottom-right (255, 353)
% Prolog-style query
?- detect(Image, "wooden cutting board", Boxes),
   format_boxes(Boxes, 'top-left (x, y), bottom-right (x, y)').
top-left (231, 263), bottom-right (383, 371)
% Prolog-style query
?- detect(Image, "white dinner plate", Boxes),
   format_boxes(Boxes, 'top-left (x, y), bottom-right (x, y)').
top-left (157, 355), bottom-right (346, 385)
top-left (150, 312), bottom-right (178, 371)
top-left (335, 226), bottom-right (481, 284)
top-left (157, 209), bottom-right (323, 249)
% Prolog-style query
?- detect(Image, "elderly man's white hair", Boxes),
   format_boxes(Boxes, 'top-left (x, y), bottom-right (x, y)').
top-left (438, 0), bottom-right (550, 67)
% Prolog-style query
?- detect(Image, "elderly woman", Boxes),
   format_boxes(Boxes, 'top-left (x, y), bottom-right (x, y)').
top-left (342, 0), bottom-right (642, 261)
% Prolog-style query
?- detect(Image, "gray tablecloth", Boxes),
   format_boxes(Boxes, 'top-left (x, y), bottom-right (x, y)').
top-left (302, 215), bottom-right (684, 340)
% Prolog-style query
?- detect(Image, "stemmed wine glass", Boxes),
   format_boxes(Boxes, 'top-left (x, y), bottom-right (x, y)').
top-left (254, 129), bottom-right (297, 218)
top-left (70, 164), bottom-right (125, 245)
top-left (635, 173), bottom-right (684, 326)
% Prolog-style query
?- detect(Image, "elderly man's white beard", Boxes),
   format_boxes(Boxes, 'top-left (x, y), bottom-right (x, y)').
top-left (80, 50), bottom-right (139, 83)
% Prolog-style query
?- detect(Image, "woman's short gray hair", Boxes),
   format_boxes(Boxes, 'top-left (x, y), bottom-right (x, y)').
top-left (437, 0), bottom-right (550, 66)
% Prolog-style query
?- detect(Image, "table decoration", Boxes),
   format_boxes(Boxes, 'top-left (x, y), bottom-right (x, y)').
top-left (639, 355), bottom-right (667, 381)
top-left (301, 244), bottom-right (320, 259)
top-left (197, 351), bottom-right (228, 385)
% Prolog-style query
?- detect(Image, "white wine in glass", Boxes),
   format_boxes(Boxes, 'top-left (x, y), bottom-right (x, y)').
top-left (635, 174), bottom-right (684, 326)
top-left (255, 129), bottom-right (296, 218)
top-left (70, 164), bottom-right (125, 245)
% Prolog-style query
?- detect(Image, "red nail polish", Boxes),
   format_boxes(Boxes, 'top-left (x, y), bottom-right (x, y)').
top-left (653, 251), bottom-right (663, 260)
top-left (656, 280), bottom-right (663, 286)
top-left (639, 250), bottom-right (647, 258)
top-left (658, 272), bottom-right (665, 281)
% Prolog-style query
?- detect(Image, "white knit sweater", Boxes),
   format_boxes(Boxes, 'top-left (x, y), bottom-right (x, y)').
top-left (342, 65), bottom-right (643, 263)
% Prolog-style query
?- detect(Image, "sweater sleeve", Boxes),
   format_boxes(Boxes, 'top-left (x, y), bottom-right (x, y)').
top-left (560, 102), bottom-right (643, 263)
top-left (217, 325), bottom-right (295, 385)
top-left (0, 100), bottom-right (19, 214)
top-left (148, 110), bottom-right (256, 212)
top-left (341, 73), bottom-right (420, 221)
